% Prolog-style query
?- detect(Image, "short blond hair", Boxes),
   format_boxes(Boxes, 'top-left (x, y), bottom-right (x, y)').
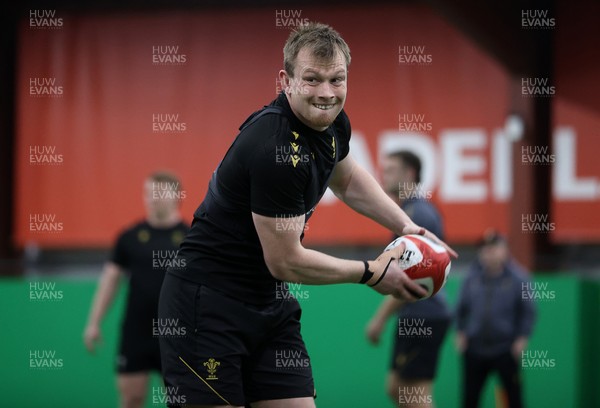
top-left (283, 22), bottom-right (351, 76)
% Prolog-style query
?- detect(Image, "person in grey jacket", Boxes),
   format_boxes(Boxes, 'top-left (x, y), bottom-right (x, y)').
top-left (456, 230), bottom-right (536, 408)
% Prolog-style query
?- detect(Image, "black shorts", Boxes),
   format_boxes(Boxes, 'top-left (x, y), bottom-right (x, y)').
top-left (391, 317), bottom-right (450, 380)
top-left (117, 328), bottom-right (162, 373)
top-left (158, 274), bottom-right (315, 407)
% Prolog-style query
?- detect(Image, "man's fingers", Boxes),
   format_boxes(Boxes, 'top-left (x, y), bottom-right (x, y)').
top-left (447, 246), bottom-right (459, 259)
top-left (397, 264), bottom-right (427, 299)
top-left (403, 275), bottom-right (428, 298)
top-left (387, 265), bottom-right (423, 301)
top-left (392, 285), bottom-right (418, 302)
top-left (438, 241), bottom-right (458, 259)
top-left (420, 230), bottom-right (457, 258)
top-left (84, 340), bottom-right (94, 353)
top-left (372, 254), bottom-right (429, 301)
top-left (402, 224), bottom-right (459, 258)
top-left (84, 331), bottom-right (102, 354)
top-left (406, 284), bottom-right (426, 299)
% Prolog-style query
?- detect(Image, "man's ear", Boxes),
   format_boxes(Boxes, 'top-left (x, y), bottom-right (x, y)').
top-left (278, 69), bottom-right (291, 93)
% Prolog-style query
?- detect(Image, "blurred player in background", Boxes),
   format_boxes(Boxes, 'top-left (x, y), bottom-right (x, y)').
top-left (456, 230), bottom-right (536, 408)
top-left (366, 151), bottom-right (452, 407)
top-left (158, 23), bottom-right (456, 408)
top-left (83, 171), bottom-right (189, 408)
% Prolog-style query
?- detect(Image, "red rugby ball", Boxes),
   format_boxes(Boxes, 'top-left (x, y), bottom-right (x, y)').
top-left (384, 234), bottom-right (451, 298)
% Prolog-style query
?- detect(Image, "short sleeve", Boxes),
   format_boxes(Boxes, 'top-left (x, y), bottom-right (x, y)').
top-left (334, 110), bottom-right (352, 161)
top-left (249, 140), bottom-right (310, 218)
top-left (110, 231), bottom-right (129, 268)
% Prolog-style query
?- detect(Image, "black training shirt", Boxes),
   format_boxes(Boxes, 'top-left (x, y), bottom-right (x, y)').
top-left (111, 220), bottom-right (189, 335)
top-left (172, 92), bottom-right (351, 304)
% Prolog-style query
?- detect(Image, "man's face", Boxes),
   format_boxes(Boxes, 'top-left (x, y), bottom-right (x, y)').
top-left (381, 156), bottom-right (413, 198)
top-left (143, 178), bottom-right (178, 220)
top-left (279, 47), bottom-right (347, 131)
top-left (479, 242), bottom-right (509, 275)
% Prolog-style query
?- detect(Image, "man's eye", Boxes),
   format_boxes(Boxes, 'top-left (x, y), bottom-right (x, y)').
top-left (304, 77), bottom-right (318, 84)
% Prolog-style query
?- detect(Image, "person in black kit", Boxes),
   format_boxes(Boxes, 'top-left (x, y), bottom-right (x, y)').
top-left (366, 151), bottom-right (452, 408)
top-left (158, 23), bottom-right (456, 408)
top-left (84, 171), bottom-right (189, 408)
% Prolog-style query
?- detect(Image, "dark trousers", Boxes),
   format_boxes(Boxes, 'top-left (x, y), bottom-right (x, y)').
top-left (463, 351), bottom-right (523, 408)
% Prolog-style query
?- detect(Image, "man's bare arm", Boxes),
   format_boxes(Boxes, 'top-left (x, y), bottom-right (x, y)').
top-left (366, 296), bottom-right (406, 344)
top-left (83, 262), bottom-right (122, 353)
top-left (329, 154), bottom-right (457, 257)
top-left (252, 212), bottom-right (427, 300)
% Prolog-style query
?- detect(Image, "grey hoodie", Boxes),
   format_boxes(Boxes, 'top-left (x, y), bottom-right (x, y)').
top-left (456, 259), bottom-right (536, 357)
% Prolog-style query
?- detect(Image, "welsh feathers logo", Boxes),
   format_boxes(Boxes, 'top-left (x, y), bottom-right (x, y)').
top-left (203, 358), bottom-right (220, 380)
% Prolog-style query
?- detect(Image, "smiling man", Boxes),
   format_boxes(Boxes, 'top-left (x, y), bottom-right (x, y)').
top-left (158, 23), bottom-right (456, 408)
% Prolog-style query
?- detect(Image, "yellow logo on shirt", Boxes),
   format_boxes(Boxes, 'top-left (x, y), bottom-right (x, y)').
top-left (137, 229), bottom-right (150, 243)
top-left (204, 358), bottom-right (220, 380)
top-left (171, 230), bottom-right (184, 246)
top-left (291, 155), bottom-right (300, 168)
top-left (290, 131), bottom-right (304, 168)
top-left (331, 136), bottom-right (336, 158)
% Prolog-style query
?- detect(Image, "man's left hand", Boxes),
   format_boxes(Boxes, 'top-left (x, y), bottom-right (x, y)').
top-left (402, 224), bottom-right (459, 258)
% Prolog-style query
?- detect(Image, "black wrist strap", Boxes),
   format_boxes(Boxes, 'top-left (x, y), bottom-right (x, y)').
top-left (368, 258), bottom-right (394, 287)
top-left (359, 261), bottom-right (374, 284)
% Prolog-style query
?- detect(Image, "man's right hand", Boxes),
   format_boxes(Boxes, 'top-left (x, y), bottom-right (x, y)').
top-left (365, 317), bottom-right (385, 345)
top-left (83, 324), bottom-right (102, 353)
top-left (366, 242), bottom-right (427, 301)
top-left (455, 331), bottom-right (468, 353)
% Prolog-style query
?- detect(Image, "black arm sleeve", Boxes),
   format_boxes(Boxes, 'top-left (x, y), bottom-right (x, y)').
top-left (334, 110), bottom-right (352, 161)
top-left (109, 231), bottom-right (129, 268)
